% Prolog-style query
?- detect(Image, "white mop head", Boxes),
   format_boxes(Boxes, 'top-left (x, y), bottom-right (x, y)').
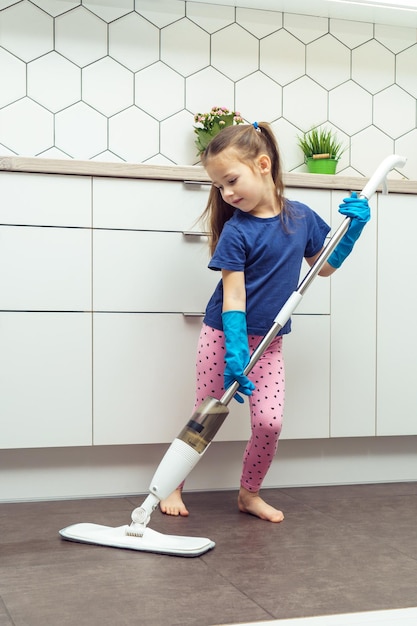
top-left (59, 523), bottom-right (215, 557)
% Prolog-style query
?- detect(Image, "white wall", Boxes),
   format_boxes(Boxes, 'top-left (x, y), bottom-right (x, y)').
top-left (0, 0), bottom-right (415, 178)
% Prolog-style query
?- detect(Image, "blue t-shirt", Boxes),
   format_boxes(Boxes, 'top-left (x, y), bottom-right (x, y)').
top-left (204, 199), bottom-right (331, 336)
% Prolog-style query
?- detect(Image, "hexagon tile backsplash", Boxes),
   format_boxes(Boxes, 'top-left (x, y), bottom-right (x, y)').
top-left (0, 0), bottom-right (416, 178)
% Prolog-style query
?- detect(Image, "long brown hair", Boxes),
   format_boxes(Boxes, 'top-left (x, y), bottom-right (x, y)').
top-left (200, 122), bottom-right (286, 255)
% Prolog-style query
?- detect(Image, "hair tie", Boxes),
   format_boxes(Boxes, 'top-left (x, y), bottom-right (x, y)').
top-left (252, 121), bottom-right (260, 131)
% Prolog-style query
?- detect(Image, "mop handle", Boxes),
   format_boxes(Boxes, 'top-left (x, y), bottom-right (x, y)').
top-left (220, 153), bottom-right (407, 406)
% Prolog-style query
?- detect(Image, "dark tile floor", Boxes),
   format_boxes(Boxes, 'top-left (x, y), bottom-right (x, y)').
top-left (1, 482), bottom-right (417, 626)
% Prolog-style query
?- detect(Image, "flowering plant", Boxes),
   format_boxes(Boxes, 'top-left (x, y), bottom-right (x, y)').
top-left (193, 106), bottom-right (244, 155)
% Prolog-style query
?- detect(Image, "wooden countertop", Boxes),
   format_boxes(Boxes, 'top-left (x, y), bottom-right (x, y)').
top-left (0, 155), bottom-right (416, 194)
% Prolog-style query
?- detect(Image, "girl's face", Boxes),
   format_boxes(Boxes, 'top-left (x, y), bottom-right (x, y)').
top-left (205, 148), bottom-right (277, 217)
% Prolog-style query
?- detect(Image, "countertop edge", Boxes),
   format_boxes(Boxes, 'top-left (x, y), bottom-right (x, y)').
top-left (0, 156), bottom-right (415, 194)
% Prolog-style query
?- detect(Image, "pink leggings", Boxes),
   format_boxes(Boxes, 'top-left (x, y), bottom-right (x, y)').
top-left (193, 323), bottom-right (285, 493)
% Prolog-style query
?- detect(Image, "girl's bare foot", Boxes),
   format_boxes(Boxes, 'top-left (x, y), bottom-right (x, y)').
top-left (160, 488), bottom-right (189, 517)
top-left (238, 487), bottom-right (284, 522)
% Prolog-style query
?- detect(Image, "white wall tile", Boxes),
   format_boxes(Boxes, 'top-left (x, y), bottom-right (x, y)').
top-left (284, 12), bottom-right (328, 43)
top-left (396, 45), bottom-right (417, 99)
top-left (135, 0), bottom-right (185, 28)
top-left (0, 48), bottom-right (25, 108)
top-left (283, 76), bottom-right (327, 130)
top-left (160, 109), bottom-right (197, 164)
top-left (211, 24), bottom-right (259, 81)
top-left (236, 7), bottom-right (282, 37)
top-left (306, 34), bottom-right (350, 90)
top-left (352, 40), bottom-right (395, 95)
top-left (0, 1), bottom-right (53, 62)
top-left (83, 0), bottom-right (133, 22)
top-left (0, 98), bottom-right (53, 154)
top-left (82, 57), bottom-right (134, 117)
top-left (135, 61), bottom-right (185, 119)
top-left (161, 18), bottom-right (210, 76)
top-left (108, 106), bottom-right (159, 162)
top-left (272, 118), bottom-right (305, 171)
top-left (351, 126), bottom-right (394, 177)
top-left (374, 23), bottom-right (417, 53)
top-left (235, 72), bottom-right (282, 123)
top-left (55, 6), bottom-right (107, 67)
top-left (329, 81), bottom-right (372, 136)
top-left (30, 0), bottom-right (80, 17)
top-left (260, 29), bottom-right (305, 85)
top-left (27, 51), bottom-right (81, 113)
top-left (374, 85), bottom-right (416, 139)
top-left (0, 1), bottom-right (415, 174)
top-left (329, 17), bottom-right (373, 48)
top-left (395, 129), bottom-right (417, 179)
top-left (109, 12), bottom-right (159, 72)
top-left (55, 101), bottom-right (107, 159)
top-left (186, 66), bottom-right (234, 115)
top-left (188, 1), bottom-right (235, 33)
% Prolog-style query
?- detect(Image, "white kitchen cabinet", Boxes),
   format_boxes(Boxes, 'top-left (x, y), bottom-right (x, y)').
top-left (91, 179), bottom-right (332, 446)
top-left (281, 314), bottom-right (330, 439)
top-left (283, 187), bottom-right (332, 316)
top-left (0, 312), bottom-right (92, 449)
top-left (0, 171), bottom-right (91, 227)
top-left (93, 177), bottom-right (209, 232)
top-left (330, 192), bottom-right (377, 437)
top-left (92, 312), bottom-right (251, 444)
top-left (377, 193), bottom-right (417, 436)
top-left (0, 170), bottom-right (92, 449)
top-left (0, 225), bottom-right (91, 311)
top-left (3, 164), bottom-right (411, 452)
top-left (92, 313), bottom-right (330, 445)
top-left (93, 229), bottom-right (218, 312)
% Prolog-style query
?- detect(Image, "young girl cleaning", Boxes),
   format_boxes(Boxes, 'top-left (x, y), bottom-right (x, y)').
top-left (160, 122), bottom-right (370, 523)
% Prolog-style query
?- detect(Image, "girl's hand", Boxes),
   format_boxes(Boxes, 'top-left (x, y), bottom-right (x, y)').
top-left (222, 310), bottom-right (255, 403)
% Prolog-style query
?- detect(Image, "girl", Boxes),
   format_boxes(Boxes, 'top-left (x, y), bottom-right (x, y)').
top-left (161, 122), bottom-right (369, 522)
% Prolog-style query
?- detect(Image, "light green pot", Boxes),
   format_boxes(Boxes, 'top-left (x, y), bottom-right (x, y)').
top-left (306, 157), bottom-right (338, 174)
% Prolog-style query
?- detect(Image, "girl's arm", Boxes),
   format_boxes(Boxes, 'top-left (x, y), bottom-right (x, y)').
top-left (221, 270), bottom-right (246, 311)
top-left (305, 252), bottom-right (337, 277)
top-left (220, 269), bottom-right (255, 403)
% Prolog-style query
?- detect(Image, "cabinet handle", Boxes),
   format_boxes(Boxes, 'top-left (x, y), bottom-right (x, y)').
top-left (183, 180), bottom-right (212, 186)
top-left (182, 312), bottom-right (205, 317)
top-left (182, 231), bottom-right (209, 237)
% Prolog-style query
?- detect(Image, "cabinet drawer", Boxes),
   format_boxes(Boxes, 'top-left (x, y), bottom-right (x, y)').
top-left (93, 178), bottom-right (210, 231)
top-left (92, 313), bottom-right (251, 445)
top-left (0, 225), bottom-right (91, 311)
top-left (93, 228), bottom-right (329, 315)
top-left (93, 229), bottom-right (218, 312)
top-left (286, 188), bottom-right (331, 225)
top-left (93, 313), bottom-right (330, 446)
top-left (0, 312), bottom-right (92, 449)
top-left (0, 172), bottom-right (91, 227)
top-left (377, 194), bottom-right (417, 436)
top-left (281, 314), bottom-right (330, 439)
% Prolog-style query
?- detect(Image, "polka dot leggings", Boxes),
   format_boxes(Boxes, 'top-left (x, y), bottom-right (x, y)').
top-left (194, 323), bottom-right (285, 493)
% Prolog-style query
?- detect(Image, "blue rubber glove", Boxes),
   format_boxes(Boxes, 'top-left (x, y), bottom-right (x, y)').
top-left (328, 192), bottom-right (371, 269)
top-left (222, 310), bottom-right (256, 404)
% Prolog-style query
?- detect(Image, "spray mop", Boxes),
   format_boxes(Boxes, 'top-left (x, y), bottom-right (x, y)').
top-left (60, 154), bottom-right (406, 557)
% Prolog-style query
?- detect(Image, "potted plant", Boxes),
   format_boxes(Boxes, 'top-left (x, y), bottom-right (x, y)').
top-left (193, 106), bottom-right (244, 156)
top-left (297, 126), bottom-right (345, 174)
